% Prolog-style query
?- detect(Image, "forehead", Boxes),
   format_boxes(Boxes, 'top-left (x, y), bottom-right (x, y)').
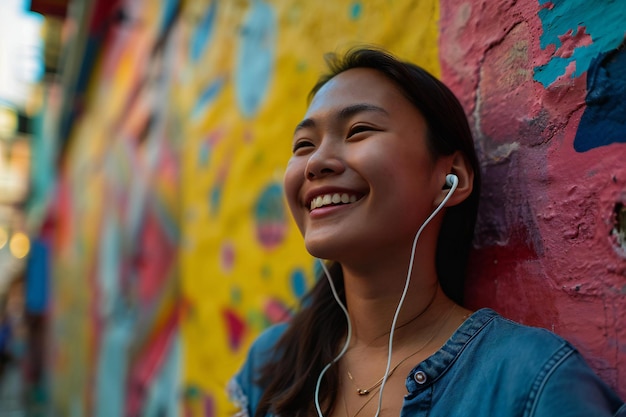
top-left (305, 68), bottom-right (411, 117)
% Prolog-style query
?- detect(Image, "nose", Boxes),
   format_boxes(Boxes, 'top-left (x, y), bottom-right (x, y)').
top-left (305, 142), bottom-right (345, 180)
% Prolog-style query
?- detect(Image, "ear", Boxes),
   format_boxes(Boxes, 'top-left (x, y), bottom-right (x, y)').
top-left (434, 151), bottom-right (474, 208)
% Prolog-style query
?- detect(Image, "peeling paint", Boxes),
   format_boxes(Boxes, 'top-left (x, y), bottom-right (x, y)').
top-left (440, 0), bottom-right (626, 399)
top-left (534, 0), bottom-right (626, 87)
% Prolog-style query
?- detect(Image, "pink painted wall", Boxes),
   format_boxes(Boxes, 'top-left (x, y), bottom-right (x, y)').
top-left (439, 0), bottom-right (626, 396)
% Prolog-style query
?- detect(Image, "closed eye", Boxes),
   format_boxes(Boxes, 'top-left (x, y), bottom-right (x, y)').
top-left (348, 124), bottom-right (377, 138)
top-left (292, 139), bottom-right (315, 153)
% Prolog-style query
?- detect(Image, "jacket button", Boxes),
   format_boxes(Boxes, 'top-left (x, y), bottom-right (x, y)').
top-left (414, 371), bottom-right (427, 384)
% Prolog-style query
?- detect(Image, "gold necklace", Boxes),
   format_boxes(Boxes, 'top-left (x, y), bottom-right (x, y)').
top-left (342, 385), bottom-right (381, 417)
top-left (345, 304), bottom-right (456, 396)
top-left (345, 333), bottom-right (435, 396)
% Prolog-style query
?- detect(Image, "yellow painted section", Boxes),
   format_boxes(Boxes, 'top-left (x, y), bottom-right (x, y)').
top-left (178, 1), bottom-right (441, 415)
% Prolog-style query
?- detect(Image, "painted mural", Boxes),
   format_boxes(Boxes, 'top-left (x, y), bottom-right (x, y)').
top-left (50, 1), bottom-right (182, 416)
top-left (44, 0), bottom-right (625, 416)
top-left (439, 0), bottom-right (626, 396)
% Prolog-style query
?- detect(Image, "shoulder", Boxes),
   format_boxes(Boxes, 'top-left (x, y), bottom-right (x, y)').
top-left (236, 321), bottom-right (289, 382)
top-left (248, 322), bottom-right (290, 360)
top-left (229, 322), bottom-right (290, 417)
top-left (477, 311), bottom-right (569, 355)
top-left (458, 309), bottom-right (572, 370)
top-left (468, 310), bottom-right (625, 416)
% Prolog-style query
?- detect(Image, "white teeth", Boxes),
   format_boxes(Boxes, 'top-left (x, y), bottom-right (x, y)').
top-left (310, 193), bottom-right (359, 210)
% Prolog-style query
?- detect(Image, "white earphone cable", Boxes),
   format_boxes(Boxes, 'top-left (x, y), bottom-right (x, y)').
top-left (315, 175), bottom-right (458, 417)
top-left (374, 175), bottom-right (458, 416)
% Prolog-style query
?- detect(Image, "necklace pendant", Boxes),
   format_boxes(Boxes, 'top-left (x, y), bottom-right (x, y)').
top-left (357, 388), bottom-right (369, 396)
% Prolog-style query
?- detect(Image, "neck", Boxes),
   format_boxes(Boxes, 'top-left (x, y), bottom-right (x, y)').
top-left (338, 253), bottom-right (446, 350)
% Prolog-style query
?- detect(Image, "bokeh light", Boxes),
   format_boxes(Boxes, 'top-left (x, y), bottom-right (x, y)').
top-left (9, 231), bottom-right (30, 258)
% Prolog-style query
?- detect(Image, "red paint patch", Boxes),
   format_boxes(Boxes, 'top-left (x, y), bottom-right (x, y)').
top-left (556, 26), bottom-right (592, 59)
top-left (222, 308), bottom-right (246, 351)
top-left (264, 298), bottom-right (291, 324)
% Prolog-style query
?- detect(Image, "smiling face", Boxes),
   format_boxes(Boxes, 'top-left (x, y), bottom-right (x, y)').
top-left (284, 68), bottom-right (451, 263)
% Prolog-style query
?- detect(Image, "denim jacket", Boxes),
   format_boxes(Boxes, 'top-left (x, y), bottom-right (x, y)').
top-left (229, 308), bottom-right (626, 417)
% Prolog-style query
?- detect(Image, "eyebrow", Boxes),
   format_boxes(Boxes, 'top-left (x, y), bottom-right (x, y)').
top-left (293, 103), bottom-right (389, 134)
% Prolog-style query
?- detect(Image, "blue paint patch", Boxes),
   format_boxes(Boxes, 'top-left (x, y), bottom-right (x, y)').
top-left (350, 1), bottom-right (363, 20)
top-left (574, 46), bottom-right (626, 152)
top-left (190, 0), bottom-right (217, 62)
top-left (290, 269), bottom-right (308, 297)
top-left (25, 238), bottom-right (49, 313)
top-left (534, 0), bottom-right (626, 87)
top-left (209, 184), bottom-right (222, 217)
top-left (235, 1), bottom-right (277, 118)
top-left (191, 77), bottom-right (226, 120)
top-left (158, 0), bottom-right (179, 37)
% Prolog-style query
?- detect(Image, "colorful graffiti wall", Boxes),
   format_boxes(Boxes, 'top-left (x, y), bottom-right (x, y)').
top-left (45, 0), bottom-right (625, 416)
top-left (50, 1), bottom-right (182, 416)
top-left (438, 0), bottom-right (626, 393)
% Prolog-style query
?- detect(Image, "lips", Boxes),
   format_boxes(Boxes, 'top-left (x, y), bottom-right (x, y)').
top-left (309, 192), bottom-right (359, 210)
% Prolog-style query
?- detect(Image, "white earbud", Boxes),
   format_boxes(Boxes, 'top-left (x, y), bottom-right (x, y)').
top-left (445, 173), bottom-right (458, 188)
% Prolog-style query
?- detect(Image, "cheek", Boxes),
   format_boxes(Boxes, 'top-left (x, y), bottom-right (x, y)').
top-left (283, 159), bottom-right (305, 218)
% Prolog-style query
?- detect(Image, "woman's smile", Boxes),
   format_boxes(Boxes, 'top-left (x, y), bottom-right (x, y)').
top-left (309, 192), bottom-right (359, 211)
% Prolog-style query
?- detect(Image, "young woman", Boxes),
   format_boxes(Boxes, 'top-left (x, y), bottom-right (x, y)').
top-left (229, 47), bottom-right (625, 417)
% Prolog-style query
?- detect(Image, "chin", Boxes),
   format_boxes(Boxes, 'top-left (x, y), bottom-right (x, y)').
top-left (303, 239), bottom-right (340, 261)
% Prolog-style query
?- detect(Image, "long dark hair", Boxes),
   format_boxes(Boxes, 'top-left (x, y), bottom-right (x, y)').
top-left (255, 47), bottom-right (481, 417)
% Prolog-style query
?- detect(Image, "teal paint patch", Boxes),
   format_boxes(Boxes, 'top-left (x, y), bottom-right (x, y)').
top-left (350, 1), bottom-right (363, 20)
top-left (95, 316), bottom-right (134, 417)
top-left (209, 184), bottom-right (222, 217)
top-left (534, 0), bottom-right (626, 87)
top-left (141, 336), bottom-right (181, 417)
top-left (190, 0), bottom-right (217, 62)
top-left (235, 0), bottom-right (277, 118)
top-left (313, 258), bottom-right (323, 281)
top-left (158, 0), bottom-right (180, 38)
top-left (253, 182), bottom-right (287, 248)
